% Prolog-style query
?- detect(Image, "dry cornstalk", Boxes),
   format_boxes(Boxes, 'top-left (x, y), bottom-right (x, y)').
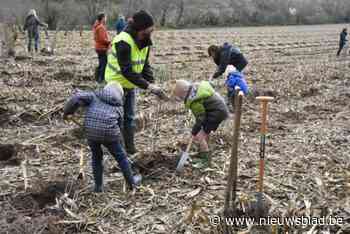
top-left (22, 154), bottom-right (29, 191)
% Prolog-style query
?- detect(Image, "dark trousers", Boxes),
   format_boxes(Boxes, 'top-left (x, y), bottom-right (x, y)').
top-left (337, 43), bottom-right (345, 56)
top-left (87, 140), bottom-right (134, 191)
top-left (28, 31), bottom-right (39, 52)
top-left (123, 89), bottom-right (136, 130)
top-left (96, 50), bottom-right (107, 83)
top-left (121, 89), bottom-right (137, 154)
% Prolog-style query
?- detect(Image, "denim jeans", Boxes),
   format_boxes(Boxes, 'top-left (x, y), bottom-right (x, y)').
top-left (28, 31), bottom-right (39, 52)
top-left (96, 50), bottom-right (107, 83)
top-left (337, 43), bottom-right (345, 56)
top-left (87, 139), bottom-right (134, 191)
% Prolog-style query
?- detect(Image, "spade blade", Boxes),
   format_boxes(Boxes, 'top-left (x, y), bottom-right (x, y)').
top-left (176, 151), bottom-right (189, 173)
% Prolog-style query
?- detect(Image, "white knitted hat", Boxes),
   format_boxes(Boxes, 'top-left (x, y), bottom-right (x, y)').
top-left (224, 65), bottom-right (237, 78)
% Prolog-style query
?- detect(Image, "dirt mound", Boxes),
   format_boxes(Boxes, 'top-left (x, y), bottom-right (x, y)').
top-left (11, 181), bottom-right (67, 211)
top-left (136, 151), bottom-right (177, 177)
top-left (0, 144), bottom-right (16, 161)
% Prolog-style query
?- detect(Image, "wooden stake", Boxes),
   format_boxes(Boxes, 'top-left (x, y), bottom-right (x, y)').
top-left (224, 88), bottom-right (244, 216)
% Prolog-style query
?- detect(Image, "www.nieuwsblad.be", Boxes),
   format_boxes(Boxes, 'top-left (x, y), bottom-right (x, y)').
top-left (209, 215), bottom-right (343, 227)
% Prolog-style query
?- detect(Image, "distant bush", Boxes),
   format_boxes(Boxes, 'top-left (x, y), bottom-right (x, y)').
top-left (3, 0), bottom-right (350, 30)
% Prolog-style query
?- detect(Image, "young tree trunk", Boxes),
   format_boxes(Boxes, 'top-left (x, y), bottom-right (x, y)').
top-left (176, 0), bottom-right (184, 26)
top-left (0, 23), bottom-right (4, 57)
top-left (160, 8), bottom-right (168, 27)
top-left (0, 23), bottom-right (16, 57)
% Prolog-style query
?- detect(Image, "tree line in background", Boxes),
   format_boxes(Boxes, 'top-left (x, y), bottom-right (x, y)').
top-left (1, 0), bottom-right (350, 30)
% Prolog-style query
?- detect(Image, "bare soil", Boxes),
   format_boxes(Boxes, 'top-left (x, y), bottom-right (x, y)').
top-left (0, 24), bottom-right (349, 233)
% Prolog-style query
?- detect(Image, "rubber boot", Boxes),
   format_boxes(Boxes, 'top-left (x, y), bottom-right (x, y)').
top-left (123, 127), bottom-right (137, 155)
top-left (119, 160), bottom-right (142, 189)
top-left (193, 151), bottom-right (211, 168)
top-left (92, 165), bottom-right (103, 193)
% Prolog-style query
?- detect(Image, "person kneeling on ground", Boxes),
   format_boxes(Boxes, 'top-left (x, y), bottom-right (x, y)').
top-left (63, 82), bottom-right (141, 192)
top-left (172, 80), bottom-right (229, 167)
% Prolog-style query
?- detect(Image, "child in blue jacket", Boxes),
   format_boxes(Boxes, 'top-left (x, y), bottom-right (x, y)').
top-left (224, 65), bottom-right (249, 108)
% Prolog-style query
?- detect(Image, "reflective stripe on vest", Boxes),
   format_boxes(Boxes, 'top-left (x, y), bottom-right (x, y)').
top-left (109, 51), bottom-right (146, 65)
top-left (105, 32), bottom-right (149, 89)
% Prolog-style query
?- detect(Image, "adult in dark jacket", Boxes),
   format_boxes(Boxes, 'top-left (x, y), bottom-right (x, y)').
top-left (208, 42), bottom-right (248, 78)
top-left (23, 9), bottom-right (47, 53)
top-left (63, 82), bottom-right (141, 192)
top-left (337, 28), bottom-right (348, 56)
top-left (172, 80), bottom-right (229, 167)
top-left (115, 15), bottom-right (127, 34)
top-left (105, 10), bottom-right (165, 155)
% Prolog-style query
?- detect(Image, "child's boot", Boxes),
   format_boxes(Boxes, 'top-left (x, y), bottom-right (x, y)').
top-left (193, 151), bottom-right (211, 168)
top-left (93, 165), bottom-right (103, 193)
top-left (120, 158), bottom-right (142, 189)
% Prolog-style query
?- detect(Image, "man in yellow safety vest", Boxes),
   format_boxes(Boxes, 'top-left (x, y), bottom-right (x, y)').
top-left (105, 10), bottom-right (164, 155)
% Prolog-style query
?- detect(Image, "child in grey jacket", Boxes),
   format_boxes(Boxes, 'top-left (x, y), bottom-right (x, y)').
top-left (63, 82), bottom-right (141, 192)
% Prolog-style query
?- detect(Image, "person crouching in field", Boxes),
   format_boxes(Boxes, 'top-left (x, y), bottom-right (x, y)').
top-left (208, 42), bottom-right (248, 77)
top-left (23, 9), bottom-right (48, 53)
top-left (93, 13), bottom-right (111, 83)
top-left (172, 80), bottom-right (229, 167)
top-left (63, 82), bottom-right (141, 192)
top-left (208, 43), bottom-right (248, 108)
top-left (337, 28), bottom-right (348, 56)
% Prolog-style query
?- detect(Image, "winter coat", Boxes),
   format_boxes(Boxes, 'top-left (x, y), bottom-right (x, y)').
top-left (93, 21), bottom-right (110, 51)
top-left (63, 89), bottom-right (124, 143)
top-left (185, 81), bottom-right (229, 135)
top-left (340, 31), bottom-right (348, 46)
top-left (23, 14), bottom-right (45, 38)
top-left (212, 42), bottom-right (248, 78)
top-left (226, 71), bottom-right (249, 95)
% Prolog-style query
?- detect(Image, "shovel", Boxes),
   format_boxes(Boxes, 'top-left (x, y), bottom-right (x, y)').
top-left (253, 96), bottom-right (274, 218)
top-left (64, 116), bottom-right (85, 180)
top-left (176, 137), bottom-right (193, 173)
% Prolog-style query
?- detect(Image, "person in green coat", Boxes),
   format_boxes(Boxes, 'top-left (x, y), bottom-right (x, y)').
top-left (172, 80), bottom-right (229, 167)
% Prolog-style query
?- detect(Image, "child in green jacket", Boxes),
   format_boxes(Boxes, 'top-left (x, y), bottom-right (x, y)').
top-left (173, 80), bottom-right (229, 166)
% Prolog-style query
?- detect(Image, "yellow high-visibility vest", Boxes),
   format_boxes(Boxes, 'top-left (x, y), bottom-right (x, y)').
top-left (105, 32), bottom-right (149, 89)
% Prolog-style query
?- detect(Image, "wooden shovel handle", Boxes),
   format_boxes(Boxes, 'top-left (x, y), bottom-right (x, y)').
top-left (258, 158), bottom-right (265, 192)
top-left (256, 96), bottom-right (274, 134)
top-left (186, 137), bottom-right (193, 153)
